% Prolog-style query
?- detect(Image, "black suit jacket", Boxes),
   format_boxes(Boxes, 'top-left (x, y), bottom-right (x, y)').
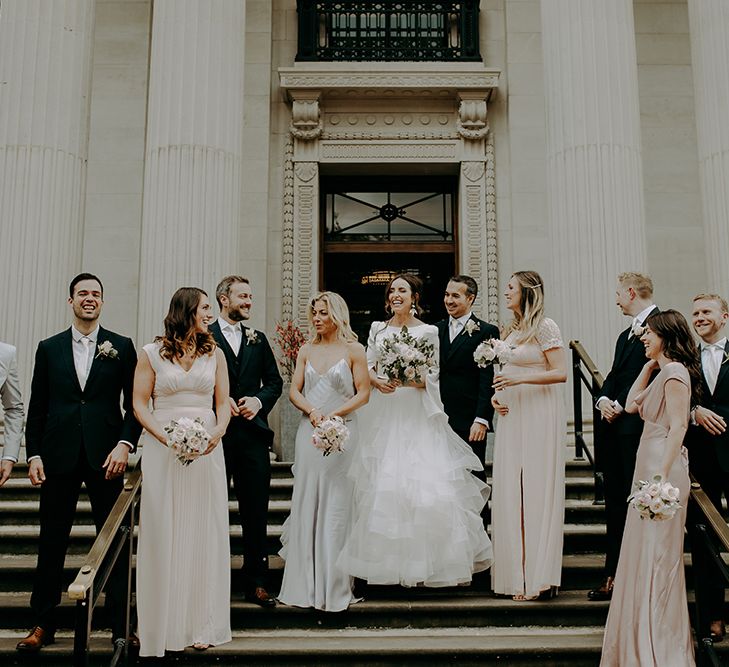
top-left (687, 340), bottom-right (729, 472)
top-left (209, 320), bottom-right (283, 447)
top-left (599, 307), bottom-right (659, 438)
top-left (25, 327), bottom-right (142, 474)
top-left (436, 315), bottom-right (500, 433)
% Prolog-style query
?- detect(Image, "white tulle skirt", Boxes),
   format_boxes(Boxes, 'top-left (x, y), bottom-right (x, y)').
top-left (337, 385), bottom-right (492, 587)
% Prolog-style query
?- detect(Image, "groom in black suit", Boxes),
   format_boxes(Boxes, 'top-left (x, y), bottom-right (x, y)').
top-left (210, 275), bottom-right (283, 607)
top-left (687, 293), bottom-right (729, 640)
top-left (17, 273), bottom-right (142, 652)
top-left (436, 276), bottom-right (500, 487)
top-left (588, 272), bottom-right (658, 601)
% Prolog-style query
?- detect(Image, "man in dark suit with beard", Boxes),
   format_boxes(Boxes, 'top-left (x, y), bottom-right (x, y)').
top-left (210, 275), bottom-right (283, 607)
top-left (687, 293), bottom-right (729, 640)
top-left (436, 276), bottom-right (500, 496)
top-left (588, 272), bottom-right (658, 601)
top-left (17, 273), bottom-right (142, 652)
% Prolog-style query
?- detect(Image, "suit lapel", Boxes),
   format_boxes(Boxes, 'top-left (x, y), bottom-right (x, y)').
top-left (437, 320), bottom-right (450, 361)
top-left (237, 325), bottom-right (254, 378)
top-left (83, 327), bottom-right (107, 391)
top-left (713, 340), bottom-right (729, 396)
top-left (60, 329), bottom-right (83, 393)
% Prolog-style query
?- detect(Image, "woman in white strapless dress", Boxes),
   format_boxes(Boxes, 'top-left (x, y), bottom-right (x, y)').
top-left (338, 274), bottom-right (493, 587)
top-left (278, 291), bottom-right (370, 612)
top-left (133, 287), bottom-right (232, 657)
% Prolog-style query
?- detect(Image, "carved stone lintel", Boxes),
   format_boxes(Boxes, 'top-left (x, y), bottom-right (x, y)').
top-left (457, 99), bottom-right (489, 140)
top-left (290, 99), bottom-right (322, 141)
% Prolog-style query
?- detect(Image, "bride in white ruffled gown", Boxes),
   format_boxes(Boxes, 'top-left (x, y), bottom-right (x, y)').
top-left (338, 274), bottom-right (493, 587)
top-left (278, 292), bottom-right (370, 612)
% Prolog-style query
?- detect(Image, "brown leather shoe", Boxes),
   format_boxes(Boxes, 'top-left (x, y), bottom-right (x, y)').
top-left (711, 619), bottom-right (725, 642)
top-left (245, 586), bottom-right (276, 608)
top-left (16, 626), bottom-right (55, 652)
top-left (587, 576), bottom-right (614, 601)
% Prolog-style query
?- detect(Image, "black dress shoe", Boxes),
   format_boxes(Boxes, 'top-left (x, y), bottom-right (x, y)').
top-left (245, 587), bottom-right (276, 608)
top-left (587, 576), bottom-right (614, 601)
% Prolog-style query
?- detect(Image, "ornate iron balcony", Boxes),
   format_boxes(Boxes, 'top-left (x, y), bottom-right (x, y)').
top-left (296, 0), bottom-right (481, 62)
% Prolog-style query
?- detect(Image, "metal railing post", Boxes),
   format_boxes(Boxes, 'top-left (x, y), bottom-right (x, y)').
top-left (572, 346), bottom-right (585, 460)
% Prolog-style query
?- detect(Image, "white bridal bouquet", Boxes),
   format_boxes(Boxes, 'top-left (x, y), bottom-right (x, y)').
top-left (312, 416), bottom-right (350, 456)
top-left (378, 326), bottom-right (435, 384)
top-left (473, 338), bottom-right (514, 369)
top-left (628, 475), bottom-right (681, 521)
top-left (164, 417), bottom-right (210, 466)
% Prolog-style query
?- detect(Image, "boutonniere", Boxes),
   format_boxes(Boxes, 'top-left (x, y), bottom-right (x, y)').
top-left (630, 322), bottom-right (646, 339)
top-left (245, 329), bottom-right (259, 345)
top-left (95, 341), bottom-right (118, 359)
top-left (464, 320), bottom-right (480, 337)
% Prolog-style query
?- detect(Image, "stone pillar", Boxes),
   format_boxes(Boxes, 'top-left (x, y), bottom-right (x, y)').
top-left (0, 0), bottom-right (95, 390)
top-left (541, 0), bottom-right (647, 367)
top-left (688, 0), bottom-right (729, 298)
top-left (138, 0), bottom-right (246, 343)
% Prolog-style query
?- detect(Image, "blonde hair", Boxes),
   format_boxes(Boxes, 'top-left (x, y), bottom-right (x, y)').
top-left (308, 292), bottom-right (358, 344)
top-left (505, 270), bottom-right (546, 344)
top-left (693, 293), bottom-right (729, 314)
top-left (618, 272), bottom-right (653, 299)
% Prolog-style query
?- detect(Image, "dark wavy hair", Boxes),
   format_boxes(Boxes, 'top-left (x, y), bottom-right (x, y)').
top-left (384, 273), bottom-right (423, 316)
top-left (644, 309), bottom-right (703, 407)
top-left (156, 287), bottom-right (216, 361)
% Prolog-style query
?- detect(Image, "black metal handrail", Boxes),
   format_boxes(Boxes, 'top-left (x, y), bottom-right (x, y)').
top-left (296, 0), bottom-right (481, 62)
top-left (68, 468), bottom-right (142, 667)
top-left (569, 340), bottom-right (602, 503)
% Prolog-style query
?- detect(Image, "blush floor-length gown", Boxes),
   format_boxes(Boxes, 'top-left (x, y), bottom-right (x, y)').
top-left (278, 358), bottom-right (360, 612)
top-left (337, 322), bottom-right (492, 587)
top-left (136, 342), bottom-right (231, 657)
top-left (600, 362), bottom-right (695, 667)
top-left (490, 318), bottom-right (566, 598)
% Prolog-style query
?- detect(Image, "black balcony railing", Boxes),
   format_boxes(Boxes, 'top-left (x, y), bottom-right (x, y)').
top-left (296, 0), bottom-right (481, 62)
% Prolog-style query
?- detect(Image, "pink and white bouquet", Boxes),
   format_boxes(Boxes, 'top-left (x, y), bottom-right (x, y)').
top-left (474, 338), bottom-right (514, 369)
top-left (312, 416), bottom-right (349, 456)
top-left (164, 417), bottom-right (210, 466)
top-left (378, 326), bottom-right (435, 384)
top-left (628, 475), bottom-right (681, 521)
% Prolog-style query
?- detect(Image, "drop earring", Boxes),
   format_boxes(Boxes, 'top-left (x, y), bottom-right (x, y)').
top-left (410, 304), bottom-right (417, 316)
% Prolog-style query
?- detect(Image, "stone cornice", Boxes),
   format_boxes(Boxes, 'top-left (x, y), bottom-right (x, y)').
top-left (279, 63), bottom-right (500, 100)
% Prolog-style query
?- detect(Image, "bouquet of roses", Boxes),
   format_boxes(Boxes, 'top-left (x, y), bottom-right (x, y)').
top-left (164, 417), bottom-right (210, 466)
top-left (312, 416), bottom-right (349, 456)
top-left (378, 326), bottom-right (435, 384)
top-left (474, 338), bottom-right (514, 369)
top-left (628, 475), bottom-right (681, 521)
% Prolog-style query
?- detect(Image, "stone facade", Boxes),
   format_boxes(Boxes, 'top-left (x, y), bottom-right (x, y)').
top-left (0, 0), bottom-right (722, 454)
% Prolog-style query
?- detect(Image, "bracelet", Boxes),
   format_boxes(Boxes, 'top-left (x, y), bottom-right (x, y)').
top-left (307, 407), bottom-right (317, 417)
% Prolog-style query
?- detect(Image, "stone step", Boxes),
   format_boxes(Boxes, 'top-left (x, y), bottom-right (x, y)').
top-left (0, 627), bottom-right (609, 666)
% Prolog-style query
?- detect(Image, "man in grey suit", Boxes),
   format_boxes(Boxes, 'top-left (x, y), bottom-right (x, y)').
top-left (0, 341), bottom-right (24, 486)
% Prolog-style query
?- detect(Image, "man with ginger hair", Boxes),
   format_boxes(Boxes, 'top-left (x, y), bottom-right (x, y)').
top-left (687, 293), bottom-right (729, 640)
top-left (588, 272), bottom-right (658, 601)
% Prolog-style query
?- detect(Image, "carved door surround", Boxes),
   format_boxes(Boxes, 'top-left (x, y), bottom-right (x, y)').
top-left (279, 63), bottom-right (500, 325)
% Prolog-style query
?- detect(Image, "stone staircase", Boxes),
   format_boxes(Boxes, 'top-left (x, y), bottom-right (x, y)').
top-left (0, 451), bottom-right (711, 665)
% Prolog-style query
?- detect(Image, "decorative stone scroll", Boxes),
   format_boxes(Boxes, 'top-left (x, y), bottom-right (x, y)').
top-left (457, 99), bottom-right (489, 141)
top-left (290, 98), bottom-right (322, 141)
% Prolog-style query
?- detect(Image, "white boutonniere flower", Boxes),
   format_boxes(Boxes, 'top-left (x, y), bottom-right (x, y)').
top-left (95, 341), bottom-right (118, 359)
top-left (464, 320), bottom-right (480, 337)
top-left (245, 329), bottom-right (259, 345)
top-left (630, 322), bottom-right (646, 338)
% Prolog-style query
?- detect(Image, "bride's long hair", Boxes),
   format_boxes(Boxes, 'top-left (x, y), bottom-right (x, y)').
top-left (504, 270), bottom-right (546, 344)
top-left (308, 291), bottom-right (358, 344)
top-left (156, 287), bottom-right (216, 361)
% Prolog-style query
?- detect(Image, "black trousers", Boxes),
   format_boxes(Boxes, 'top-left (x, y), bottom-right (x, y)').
top-left (225, 439), bottom-right (271, 591)
top-left (688, 443), bottom-right (729, 623)
top-left (454, 429), bottom-right (490, 531)
top-left (31, 451), bottom-right (126, 637)
top-left (601, 431), bottom-right (641, 577)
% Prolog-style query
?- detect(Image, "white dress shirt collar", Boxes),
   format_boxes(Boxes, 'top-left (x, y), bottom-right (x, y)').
top-left (217, 317), bottom-right (241, 332)
top-left (450, 311), bottom-right (473, 327)
top-left (71, 325), bottom-right (99, 343)
top-left (702, 337), bottom-right (727, 352)
top-left (633, 304), bottom-right (656, 327)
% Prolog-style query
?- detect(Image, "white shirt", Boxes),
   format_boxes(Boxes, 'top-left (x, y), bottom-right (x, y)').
top-left (71, 325), bottom-right (99, 389)
top-left (216, 317), bottom-right (262, 412)
top-left (448, 312), bottom-right (489, 430)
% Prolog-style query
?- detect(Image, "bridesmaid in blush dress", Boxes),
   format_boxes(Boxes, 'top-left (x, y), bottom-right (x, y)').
top-left (278, 292), bottom-right (370, 612)
top-left (601, 310), bottom-right (701, 667)
top-left (490, 271), bottom-right (567, 600)
top-left (133, 288), bottom-right (232, 657)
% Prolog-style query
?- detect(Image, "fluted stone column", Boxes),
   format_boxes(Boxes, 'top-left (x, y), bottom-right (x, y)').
top-left (688, 0), bottom-right (729, 298)
top-left (138, 0), bottom-right (246, 343)
top-left (541, 0), bottom-right (647, 367)
top-left (0, 0), bottom-right (95, 391)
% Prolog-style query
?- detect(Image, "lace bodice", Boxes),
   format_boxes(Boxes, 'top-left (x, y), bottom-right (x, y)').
top-left (504, 318), bottom-right (563, 371)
